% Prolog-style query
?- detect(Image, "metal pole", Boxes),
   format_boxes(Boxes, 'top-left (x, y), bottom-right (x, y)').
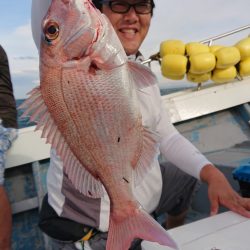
top-left (200, 24), bottom-right (250, 44)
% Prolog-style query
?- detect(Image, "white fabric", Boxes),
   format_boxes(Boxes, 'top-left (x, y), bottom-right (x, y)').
top-left (0, 121), bottom-right (17, 185)
top-left (47, 149), bottom-right (66, 215)
top-left (160, 133), bottom-right (209, 180)
top-left (31, 0), bottom-right (51, 50)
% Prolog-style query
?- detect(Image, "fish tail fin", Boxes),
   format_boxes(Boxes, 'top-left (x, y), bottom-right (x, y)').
top-left (107, 207), bottom-right (179, 250)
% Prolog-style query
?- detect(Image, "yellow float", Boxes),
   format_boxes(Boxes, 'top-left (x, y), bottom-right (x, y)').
top-left (235, 37), bottom-right (250, 60)
top-left (161, 54), bottom-right (187, 78)
top-left (189, 52), bottom-right (216, 74)
top-left (154, 30), bottom-right (250, 85)
top-left (160, 40), bottom-right (185, 57)
top-left (212, 66), bottom-right (237, 83)
top-left (187, 72), bottom-right (211, 83)
top-left (238, 57), bottom-right (250, 77)
top-left (214, 47), bottom-right (241, 69)
top-left (186, 42), bottom-right (210, 56)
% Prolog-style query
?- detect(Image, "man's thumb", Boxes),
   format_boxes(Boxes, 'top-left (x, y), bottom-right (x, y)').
top-left (210, 200), bottom-right (219, 216)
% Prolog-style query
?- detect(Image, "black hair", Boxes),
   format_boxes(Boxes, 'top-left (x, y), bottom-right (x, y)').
top-left (92, 0), bottom-right (155, 15)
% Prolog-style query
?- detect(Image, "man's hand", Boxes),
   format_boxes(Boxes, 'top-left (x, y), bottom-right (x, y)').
top-left (200, 164), bottom-right (250, 218)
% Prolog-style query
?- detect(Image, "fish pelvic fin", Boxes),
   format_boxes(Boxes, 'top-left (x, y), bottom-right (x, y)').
top-left (128, 61), bottom-right (158, 89)
top-left (107, 207), bottom-right (179, 250)
top-left (133, 127), bottom-right (160, 186)
top-left (19, 87), bottom-right (104, 198)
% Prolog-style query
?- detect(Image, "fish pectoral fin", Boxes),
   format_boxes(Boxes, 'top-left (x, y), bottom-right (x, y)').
top-left (128, 61), bottom-right (157, 89)
top-left (134, 128), bottom-right (160, 186)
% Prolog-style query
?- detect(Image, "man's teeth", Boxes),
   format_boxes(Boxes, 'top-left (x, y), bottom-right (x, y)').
top-left (121, 29), bottom-right (136, 34)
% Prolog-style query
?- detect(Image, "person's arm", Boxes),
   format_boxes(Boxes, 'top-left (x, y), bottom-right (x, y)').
top-left (0, 45), bottom-right (18, 249)
top-left (0, 124), bottom-right (17, 250)
top-left (0, 186), bottom-right (12, 250)
top-left (150, 84), bottom-right (211, 179)
top-left (0, 46), bottom-right (17, 129)
top-left (153, 84), bottom-right (250, 217)
top-left (160, 132), bottom-right (210, 179)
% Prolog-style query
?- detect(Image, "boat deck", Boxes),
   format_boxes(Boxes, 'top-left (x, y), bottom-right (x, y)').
top-left (5, 79), bottom-right (250, 249)
top-left (142, 211), bottom-right (250, 250)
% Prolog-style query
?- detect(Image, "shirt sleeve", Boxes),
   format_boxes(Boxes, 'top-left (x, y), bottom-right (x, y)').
top-left (0, 46), bottom-right (18, 128)
top-left (31, 0), bottom-right (52, 50)
top-left (0, 122), bottom-right (17, 185)
top-left (152, 85), bottom-right (211, 180)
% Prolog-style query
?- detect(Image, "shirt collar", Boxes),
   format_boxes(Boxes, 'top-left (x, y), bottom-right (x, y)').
top-left (127, 51), bottom-right (144, 63)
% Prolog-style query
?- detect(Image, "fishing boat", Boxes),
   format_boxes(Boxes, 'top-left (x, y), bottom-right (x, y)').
top-left (5, 25), bottom-right (250, 249)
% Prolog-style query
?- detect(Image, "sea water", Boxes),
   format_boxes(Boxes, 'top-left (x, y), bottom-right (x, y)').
top-left (16, 99), bottom-right (36, 129)
top-left (16, 87), bottom-right (188, 129)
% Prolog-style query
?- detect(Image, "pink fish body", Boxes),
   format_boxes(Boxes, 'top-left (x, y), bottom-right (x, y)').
top-left (21, 0), bottom-right (178, 249)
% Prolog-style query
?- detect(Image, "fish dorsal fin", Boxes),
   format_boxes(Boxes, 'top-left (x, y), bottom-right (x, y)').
top-left (127, 61), bottom-right (157, 89)
top-left (20, 87), bottom-right (104, 198)
top-left (134, 127), bottom-right (160, 186)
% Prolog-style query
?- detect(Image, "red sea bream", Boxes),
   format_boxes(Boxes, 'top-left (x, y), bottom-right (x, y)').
top-left (21, 0), bottom-right (178, 249)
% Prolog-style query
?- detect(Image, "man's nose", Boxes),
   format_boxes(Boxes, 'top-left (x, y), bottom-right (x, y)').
top-left (124, 6), bottom-right (139, 21)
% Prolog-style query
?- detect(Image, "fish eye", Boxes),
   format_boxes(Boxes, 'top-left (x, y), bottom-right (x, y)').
top-left (44, 21), bottom-right (60, 41)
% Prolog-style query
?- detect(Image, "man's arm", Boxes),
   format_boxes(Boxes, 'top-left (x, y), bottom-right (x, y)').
top-left (0, 125), bottom-right (17, 250)
top-left (0, 45), bottom-right (17, 129)
top-left (0, 45), bottom-right (18, 249)
top-left (153, 83), bottom-right (250, 217)
top-left (0, 186), bottom-right (12, 250)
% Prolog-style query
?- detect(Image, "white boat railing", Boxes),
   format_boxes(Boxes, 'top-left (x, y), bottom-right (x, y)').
top-left (6, 76), bottom-right (250, 170)
top-left (162, 77), bottom-right (250, 123)
top-left (6, 126), bottom-right (50, 169)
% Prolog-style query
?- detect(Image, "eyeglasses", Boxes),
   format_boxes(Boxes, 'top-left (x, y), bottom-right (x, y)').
top-left (102, 1), bottom-right (152, 14)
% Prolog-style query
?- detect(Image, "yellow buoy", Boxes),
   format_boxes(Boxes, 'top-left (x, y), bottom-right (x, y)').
top-left (215, 46), bottom-right (241, 69)
top-left (160, 40), bottom-right (186, 57)
top-left (238, 57), bottom-right (250, 77)
top-left (161, 54), bottom-right (188, 78)
top-left (162, 74), bottom-right (185, 80)
top-left (235, 37), bottom-right (250, 60)
top-left (187, 72), bottom-right (211, 83)
top-left (189, 52), bottom-right (216, 74)
top-left (210, 45), bottom-right (224, 54)
top-left (186, 42), bottom-right (209, 56)
top-left (212, 66), bottom-right (237, 83)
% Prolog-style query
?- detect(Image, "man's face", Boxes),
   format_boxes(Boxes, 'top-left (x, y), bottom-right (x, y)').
top-left (102, 1), bottom-right (152, 56)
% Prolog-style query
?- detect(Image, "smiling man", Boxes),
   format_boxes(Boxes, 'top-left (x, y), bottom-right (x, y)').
top-left (31, 0), bottom-right (250, 250)
top-left (101, 0), bottom-right (153, 55)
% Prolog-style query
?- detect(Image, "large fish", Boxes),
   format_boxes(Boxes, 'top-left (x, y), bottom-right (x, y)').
top-left (21, 0), bottom-right (178, 249)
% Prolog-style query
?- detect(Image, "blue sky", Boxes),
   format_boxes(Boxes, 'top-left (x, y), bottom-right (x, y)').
top-left (0, 0), bottom-right (249, 99)
top-left (0, 0), bottom-right (38, 99)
